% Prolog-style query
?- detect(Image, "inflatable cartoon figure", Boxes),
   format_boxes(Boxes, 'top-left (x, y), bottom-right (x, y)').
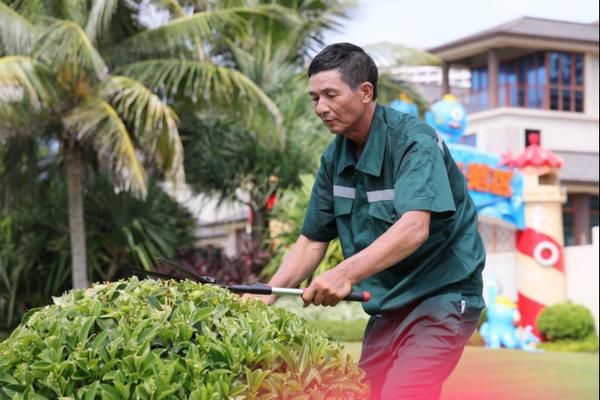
top-left (480, 279), bottom-right (541, 351)
top-left (390, 93), bottom-right (419, 117)
top-left (425, 94), bottom-right (467, 143)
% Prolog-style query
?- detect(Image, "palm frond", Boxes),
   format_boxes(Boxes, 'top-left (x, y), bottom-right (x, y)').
top-left (151, 0), bottom-right (186, 17)
top-left (295, 0), bottom-right (355, 51)
top-left (119, 59), bottom-right (284, 139)
top-left (61, 0), bottom-right (90, 28)
top-left (33, 20), bottom-right (108, 80)
top-left (85, 0), bottom-right (119, 45)
top-left (365, 42), bottom-right (441, 68)
top-left (0, 56), bottom-right (53, 109)
top-left (377, 74), bottom-right (429, 113)
top-left (63, 96), bottom-right (147, 197)
top-left (227, 40), bottom-right (297, 94)
top-left (0, 2), bottom-right (38, 56)
top-left (99, 75), bottom-right (184, 183)
top-left (111, 5), bottom-right (300, 63)
top-left (0, 0), bottom-right (47, 20)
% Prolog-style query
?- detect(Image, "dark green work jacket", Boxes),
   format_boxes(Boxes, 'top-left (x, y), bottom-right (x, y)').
top-left (301, 104), bottom-right (485, 315)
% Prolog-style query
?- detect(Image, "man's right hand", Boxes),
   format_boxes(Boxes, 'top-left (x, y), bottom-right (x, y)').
top-left (241, 293), bottom-right (277, 306)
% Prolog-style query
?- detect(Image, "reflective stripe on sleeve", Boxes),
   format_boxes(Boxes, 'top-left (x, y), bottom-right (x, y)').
top-left (366, 189), bottom-right (395, 202)
top-left (333, 185), bottom-right (356, 199)
top-left (436, 133), bottom-right (445, 154)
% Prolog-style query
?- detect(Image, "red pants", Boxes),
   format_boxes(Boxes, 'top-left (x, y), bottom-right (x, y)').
top-left (359, 292), bottom-right (484, 400)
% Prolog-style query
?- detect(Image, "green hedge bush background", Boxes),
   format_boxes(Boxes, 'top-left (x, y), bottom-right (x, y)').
top-left (537, 302), bottom-right (596, 341)
top-left (536, 301), bottom-right (599, 353)
top-left (0, 277), bottom-right (369, 399)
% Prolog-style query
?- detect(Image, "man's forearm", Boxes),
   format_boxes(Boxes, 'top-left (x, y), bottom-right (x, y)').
top-left (268, 235), bottom-right (329, 289)
top-left (340, 210), bottom-right (430, 285)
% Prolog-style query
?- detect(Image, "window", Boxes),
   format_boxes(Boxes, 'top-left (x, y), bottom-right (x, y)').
top-left (470, 51), bottom-right (585, 112)
top-left (525, 129), bottom-right (541, 146)
top-left (562, 194), bottom-right (599, 246)
top-left (563, 195), bottom-right (576, 246)
top-left (469, 67), bottom-right (489, 112)
top-left (478, 220), bottom-right (516, 253)
top-left (548, 52), bottom-right (584, 112)
top-left (591, 196), bottom-right (599, 234)
top-left (459, 134), bottom-right (477, 147)
top-left (498, 52), bottom-right (546, 109)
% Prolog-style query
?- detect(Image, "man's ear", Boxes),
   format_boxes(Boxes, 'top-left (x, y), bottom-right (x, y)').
top-left (359, 82), bottom-right (374, 103)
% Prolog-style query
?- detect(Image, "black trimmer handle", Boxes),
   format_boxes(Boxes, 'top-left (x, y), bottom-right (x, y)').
top-left (342, 290), bottom-right (371, 302)
top-left (228, 283), bottom-right (272, 295)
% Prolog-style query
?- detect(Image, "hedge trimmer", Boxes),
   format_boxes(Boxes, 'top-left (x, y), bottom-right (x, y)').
top-left (129, 258), bottom-right (371, 303)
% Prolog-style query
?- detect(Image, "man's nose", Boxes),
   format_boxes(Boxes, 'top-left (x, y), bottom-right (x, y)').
top-left (314, 98), bottom-right (329, 116)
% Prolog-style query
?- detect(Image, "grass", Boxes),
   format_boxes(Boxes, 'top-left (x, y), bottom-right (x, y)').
top-left (341, 343), bottom-right (599, 400)
top-left (308, 319), bottom-right (367, 342)
top-left (540, 335), bottom-right (599, 352)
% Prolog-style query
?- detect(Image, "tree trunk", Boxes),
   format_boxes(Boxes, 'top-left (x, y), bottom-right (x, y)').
top-left (250, 206), bottom-right (268, 249)
top-left (65, 144), bottom-right (89, 289)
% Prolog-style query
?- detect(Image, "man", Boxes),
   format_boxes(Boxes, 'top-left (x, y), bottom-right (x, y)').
top-left (247, 43), bottom-right (485, 400)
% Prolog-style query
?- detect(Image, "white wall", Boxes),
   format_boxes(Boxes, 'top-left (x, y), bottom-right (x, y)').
top-left (469, 108), bottom-right (599, 156)
top-left (195, 220), bottom-right (246, 258)
top-left (564, 243), bottom-right (600, 334)
top-left (482, 251), bottom-right (519, 303)
top-left (585, 53), bottom-right (599, 119)
top-left (483, 227), bottom-right (599, 334)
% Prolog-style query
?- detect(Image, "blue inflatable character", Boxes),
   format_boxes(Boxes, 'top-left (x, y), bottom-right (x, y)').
top-left (425, 94), bottom-right (467, 143)
top-left (479, 278), bottom-right (541, 352)
top-left (390, 93), bottom-right (419, 117)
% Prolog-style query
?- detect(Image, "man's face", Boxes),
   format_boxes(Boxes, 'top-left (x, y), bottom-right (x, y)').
top-left (308, 69), bottom-right (371, 134)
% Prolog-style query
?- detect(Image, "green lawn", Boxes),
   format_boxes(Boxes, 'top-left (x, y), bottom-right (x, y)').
top-left (341, 343), bottom-right (599, 400)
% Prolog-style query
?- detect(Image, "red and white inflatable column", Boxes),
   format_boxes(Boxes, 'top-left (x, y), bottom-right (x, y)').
top-left (514, 134), bottom-right (566, 337)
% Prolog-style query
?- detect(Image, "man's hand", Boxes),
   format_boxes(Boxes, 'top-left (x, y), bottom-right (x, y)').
top-left (302, 266), bottom-right (353, 307)
top-left (241, 293), bottom-right (277, 306)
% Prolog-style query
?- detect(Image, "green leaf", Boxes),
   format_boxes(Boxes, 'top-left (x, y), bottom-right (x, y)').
top-left (0, 372), bottom-right (19, 385)
top-left (78, 317), bottom-right (95, 343)
top-left (99, 383), bottom-right (121, 400)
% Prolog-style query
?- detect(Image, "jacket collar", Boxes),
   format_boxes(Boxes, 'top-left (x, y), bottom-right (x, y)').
top-left (336, 104), bottom-right (387, 177)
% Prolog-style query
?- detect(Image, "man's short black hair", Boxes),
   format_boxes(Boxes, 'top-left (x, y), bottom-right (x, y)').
top-left (308, 43), bottom-right (378, 100)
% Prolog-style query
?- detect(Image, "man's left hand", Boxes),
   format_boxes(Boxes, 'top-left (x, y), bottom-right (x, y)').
top-left (302, 266), bottom-right (353, 307)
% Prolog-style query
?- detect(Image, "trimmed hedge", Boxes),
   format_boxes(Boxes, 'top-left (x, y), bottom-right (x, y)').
top-left (537, 302), bottom-right (596, 341)
top-left (0, 277), bottom-right (369, 399)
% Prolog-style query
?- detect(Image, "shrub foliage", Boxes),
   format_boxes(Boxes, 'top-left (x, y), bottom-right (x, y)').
top-left (537, 302), bottom-right (597, 341)
top-left (0, 277), bottom-right (368, 399)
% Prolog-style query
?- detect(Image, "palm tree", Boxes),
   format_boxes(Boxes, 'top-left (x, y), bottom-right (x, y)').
top-left (181, 0), bottom-right (353, 251)
top-left (364, 42), bottom-right (441, 113)
top-left (0, 0), bottom-right (294, 288)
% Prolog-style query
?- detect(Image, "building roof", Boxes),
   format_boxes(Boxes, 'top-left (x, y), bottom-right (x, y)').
top-left (555, 151), bottom-right (600, 184)
top-left (429, 17), bottom-right (599, 62)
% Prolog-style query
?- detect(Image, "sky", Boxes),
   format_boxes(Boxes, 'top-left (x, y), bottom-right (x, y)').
top-left (323, 0), bottom-right (599, 49)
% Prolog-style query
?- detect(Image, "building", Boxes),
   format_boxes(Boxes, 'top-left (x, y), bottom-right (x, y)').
top-left (162, 182), bottom-right (248, 257)
top-left (365, 42), bottom-right (471, 103)
top-left (392, 65), bottom-right (471, 104)
top-left (429, 17), bottom-right (599, 330)
top-left (429, 16), bottom-right (599, 249)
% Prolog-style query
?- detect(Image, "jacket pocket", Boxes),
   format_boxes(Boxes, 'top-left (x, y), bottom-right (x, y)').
top-left (334, 196), bottom-right (353, 216)
top-left (368, 200), bottom-right (397, 224)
